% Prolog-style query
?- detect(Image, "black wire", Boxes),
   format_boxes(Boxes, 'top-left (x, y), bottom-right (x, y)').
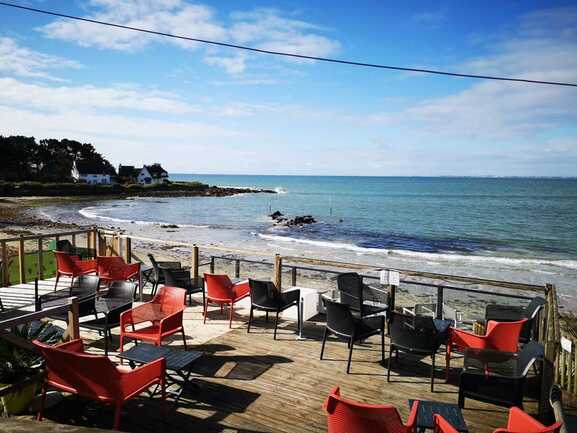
top-left (2, 1), bottom-right (577, 88)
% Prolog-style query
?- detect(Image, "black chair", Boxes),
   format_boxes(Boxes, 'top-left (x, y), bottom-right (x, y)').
top-left (54, 239), bottom-right (95, 259)
top-left (458, 341), bottom-right (544, 409)
top-left (387, 312), bottom-right (442, 392)
top-left (148, 253), bottom-right (189, 296)
top-left (81, 281), bottom-right (136, 355)
top-left (320, 299), bottom-right (385, 373)
top-left (162, 267), bottom-right (204, 306)
top-left (247, 279), bottom-right (300, 339)
top-left (337, 272), bottom-right (388, 319)
top-left (485, 297), bottom-right (546, 343)
top-left (38, 275), bottom-right (100, 320)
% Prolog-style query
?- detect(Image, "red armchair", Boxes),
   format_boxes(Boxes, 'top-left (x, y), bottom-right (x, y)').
top-left (446, 319), bottom-right (527, 378)
top-left (434, 415), bottom-right (460, 433)
top-left (33, 339), bottom-right (165, 431)
top-left (120, 285), bottom-right (187, 352)
top-left (323, 386), bottom-right (419, 433)
top-left (493, 407), bottom-right (562, 433)
top-left (54, 251), bottom-right (97, 290)
top-left (97, 256), bottom-right (140, 286)
top-left (203, 273), bottom-right (250, 328)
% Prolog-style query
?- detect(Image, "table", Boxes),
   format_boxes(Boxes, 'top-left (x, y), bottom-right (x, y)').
top-left (118, 344), bottom-right (202, 403)
top-left (95, 297), bottom-right (131, 314)
top-left (408, 399), bottom-right (468, 433)
top-left (282, 286), bottom-right (325, 339)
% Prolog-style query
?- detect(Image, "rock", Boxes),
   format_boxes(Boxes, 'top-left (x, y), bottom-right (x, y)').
top-left (271, 213), bottom-right (316, 226)
top-left (269, 211), bottom-right (283, 220)
top-left (160, 224), bottom-right (179, 229)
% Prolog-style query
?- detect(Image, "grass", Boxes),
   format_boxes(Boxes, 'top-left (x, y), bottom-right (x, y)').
top-left (4, 251), bottom-right (56, 285)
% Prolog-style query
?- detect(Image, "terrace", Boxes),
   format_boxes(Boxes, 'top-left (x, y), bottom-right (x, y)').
top-left (0, 228), bottom-right (572, 433)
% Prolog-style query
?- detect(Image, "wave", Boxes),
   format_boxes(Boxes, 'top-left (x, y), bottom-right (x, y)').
top-left (257, 233), bottom-right (577, 271)
top-left (78, 206), bottom-right (209, 228)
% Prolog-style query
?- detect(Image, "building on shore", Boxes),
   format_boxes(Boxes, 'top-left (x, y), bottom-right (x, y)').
top-left (117, 163), bottom-right (169, 185)
top-left (72, 160), bottom-right (117, 184)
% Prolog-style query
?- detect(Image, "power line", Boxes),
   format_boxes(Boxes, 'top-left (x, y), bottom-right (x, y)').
top-left (2, 1), bottom-right (577, 88)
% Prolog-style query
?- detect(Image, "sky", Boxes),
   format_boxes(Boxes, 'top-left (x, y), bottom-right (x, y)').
top-left (1, 0), bottom-right (577, 176)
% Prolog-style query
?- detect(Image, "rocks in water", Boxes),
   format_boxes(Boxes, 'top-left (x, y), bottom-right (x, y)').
top-left (160, 224), bottom-right (179, 229)
top-left (269, 210), bottom-right (316, 226)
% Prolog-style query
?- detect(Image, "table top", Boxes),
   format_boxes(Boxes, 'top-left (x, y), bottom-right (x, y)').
top-left (118, 344), bottom-right (202, 371)
top-left (408, 399), bottom-right (468, 432)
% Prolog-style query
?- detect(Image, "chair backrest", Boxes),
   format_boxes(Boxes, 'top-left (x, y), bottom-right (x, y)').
top-left (33, 340), bottom-right (121, 400)
top-left (97, 256), bottom-right (126, 274)
top-left (248, 279), bottom-right (278, 307)
top-left (516, 341), bottom-right (545, 377)
top-left (204, 273), bottom-right (233, 300)
top-left (73, 275), bottom-right (100, 296)
top-left (154, 286), bottom-right (186, 314)
top-left (434, 414), bottom-right (460, 433)
top-left (148, 253), bottom-right (161, 282)
top-left (55, 239), bottom-right (75, 254)
top-left (524, 297), bottom-right (546, 320)
top-left (162, 268), bottom-right (188, 288)
top-left (324, 299), bottom-right (356, 338)
top-left (493, 407), bottom-right (562, 433)
top-left (389, 312), bottom-right (439, 352)
top-left (337, 273), bottom-right (363, 311)
top-left (107, 280), bottom-right (136, 300)
top-left (54, 251), bottom-right (79, 273)
top-left (323, 386), bottom-right (411, 433)
top-left (486, 319), bottom-right (527, 352)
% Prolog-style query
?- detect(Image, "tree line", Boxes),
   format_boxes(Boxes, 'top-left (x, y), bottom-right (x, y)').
top-left (0, 135), bottom-right (114, 182)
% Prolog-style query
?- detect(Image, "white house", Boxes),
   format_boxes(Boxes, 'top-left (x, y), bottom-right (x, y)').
top-left (136, 163), bottom-right (169, 185)
top-left (72, 160), bottom-right (117, 184)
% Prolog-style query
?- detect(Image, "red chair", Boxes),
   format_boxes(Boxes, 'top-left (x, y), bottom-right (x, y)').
top-left (97, 256), bottom-right (140, 286)
top-left (33, 339), bottom-right (165, 431)
top-left (120, 286), bottom-right (187, 352)
top-left (446, 319), bottom-right (527, 378)
top-left (203, 273), bottom-right (250, 328)
top-left (54, 251), bottom-right (97, 290)
top-left (493, 407), bottom-right (562, 433)
top-left (434, 414), bottom-right (460, 433)
top-left (323, 386), bottom-right (419, 433)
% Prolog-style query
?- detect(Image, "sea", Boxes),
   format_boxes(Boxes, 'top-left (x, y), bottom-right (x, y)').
top-left (39, 175), bottom-right (577, 311)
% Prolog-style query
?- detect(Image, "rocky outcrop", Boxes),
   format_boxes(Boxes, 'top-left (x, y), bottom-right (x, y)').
top-left (269, 211), bottom-right (316, 226)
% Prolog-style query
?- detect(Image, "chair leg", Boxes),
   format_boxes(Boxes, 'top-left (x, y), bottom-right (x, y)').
top-left (266, 311), bottom-right (269, 322)
top-left (53, 273), bottom-right (60, 291)
top-left (247, 306), bottom-right (253, 333)
top-left (37, 382), bottom-right (46, 421)
top-left (119, 335), bottom-right (124, 353)
top-left (203, 298), bottom-right (208, 324)
top-left (104, 331), bottom-right (109, 356)
top-left (320, 328), bottom-right (328, 360)
top-left (296, 302), bottom-right (301, 336)
top-left (381, 328), bottom-right (385, 364)
top-left (229, 302), bottom-right (233, 328)
top-left (458, 388), bottom-right (465, 408)
top-left (430, 352), bottom-right (436, 392)
top-left (387, 344), bottom-right (394, 382)
top-left (346, 337), bottom-right (354, 374)
top-left (273, 311), bottom-right (280, 340)
top-left (113, 403), bottom-right (123, 431)
top-left (181, 329), bottom-right (187, 350)
top-left (445, 344), bottom-right (451, 381)
top-left (188, 292), bottom-right (192, 306)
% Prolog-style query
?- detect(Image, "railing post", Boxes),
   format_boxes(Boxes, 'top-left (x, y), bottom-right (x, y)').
top-left (113, 234), bottom-right (120, 257)
top-left (291, 266), bottom-right (297, 287)
top-left (18, 235), bottom-right (25, 284)
top-left (234, 259), bottom-right (240, 279)
top-left (71, 233), bottom-right (76, 247)
top-left (37, 237), bottom-right (44, 280)
top-left (210, 256), bottom-right (215, 273)
top-left (34, 278), bottom-right (39, 312)
top-left (125, 237), bottom-right (132, 263)
top-left (66, 297), bottom-right (80, 341)
top-left (273, 254), bottom-right (282, 290)
top-left (1, 240), bottom-right (8, 287)
top-left (389, 284), bottom-right (397, 314)
top-left (436, 286), bottom-right (444, 319)
top-left (191, 245), bottom-right (199, 287)
top-left (98, 231), bottom-right (106, 256)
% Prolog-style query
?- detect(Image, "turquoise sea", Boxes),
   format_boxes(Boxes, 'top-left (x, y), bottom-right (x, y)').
top-left (42, 175), bottom-right (577, 308)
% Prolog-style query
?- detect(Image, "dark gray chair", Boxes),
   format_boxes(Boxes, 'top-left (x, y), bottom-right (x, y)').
top-left (337, 272), bottom-right (388, 319)
top-left (321, 299), bottom-right (385, 373)
top-left (81, 281), bottom-right (136, 355)
top-left (387, 312), bottom-right (442, 392)
top-left (38, 275), bottom-right (100, 320)
top-left (148, 253), bottom-right (189, 296)
top-left (162, 267), bottom-right (204, 306)
top-left (485, 297), bottom-right (546, 342)
top-left (247, 279), bottom-right (300, 339)
top-left (458, 341), bottom-right (544, 409)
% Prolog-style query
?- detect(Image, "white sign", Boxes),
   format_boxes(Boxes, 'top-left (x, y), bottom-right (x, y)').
top-left (380, 270), bottom-right (400, 286)
top-left (561, 336), bottom-right (572, 353)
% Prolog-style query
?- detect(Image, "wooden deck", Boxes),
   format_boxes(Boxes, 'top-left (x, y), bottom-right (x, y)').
top-left (12, 306), bottom-right (543, 433)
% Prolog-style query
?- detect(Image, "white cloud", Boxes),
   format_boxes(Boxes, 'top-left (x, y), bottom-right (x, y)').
top-left (0, 77), bottom-right (199, 114)
top-left (0, 37), bottom-right (81, 81)
top-left (37, 1), bottom-right (340, 75)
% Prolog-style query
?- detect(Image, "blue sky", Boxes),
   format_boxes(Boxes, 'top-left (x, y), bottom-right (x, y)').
top-left (1, 0), bottom-right (576, 176)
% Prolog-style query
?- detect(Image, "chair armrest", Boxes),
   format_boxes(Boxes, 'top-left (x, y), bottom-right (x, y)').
top-left (406, 400), bottom-right (419, 431)
top-left (54, 338), bottom-right (85, 353)
top-left (105, 302), bottom-right (133, 325)
top-left (124, 263), bottom-right (141, 278)
top-left (507, 407), bottom-right (546, 431)
top-left (160, 309), bottom-right (184, 333)
top-left (157, 261), bottom-right (183, 269)
top-left (119, 357), bottom-right (165, 398)
top-left (120, 308), bottom-right (134, 329)
top-left (76, 259), bottom-right (97, 272)
top-left (451, 328), bottom-right (488, 349)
